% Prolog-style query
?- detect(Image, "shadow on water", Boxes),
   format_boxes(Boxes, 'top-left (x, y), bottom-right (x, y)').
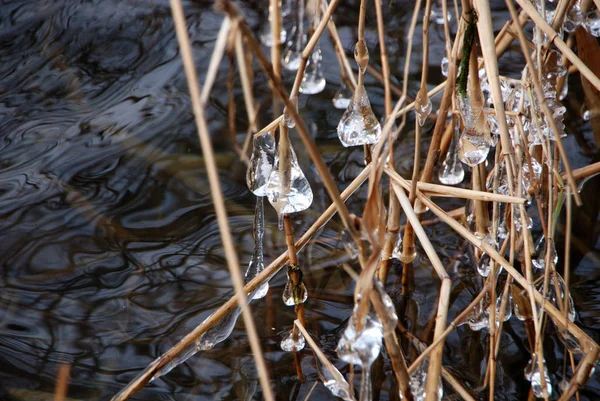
top-left (0, 0), bottom-right (598, 400)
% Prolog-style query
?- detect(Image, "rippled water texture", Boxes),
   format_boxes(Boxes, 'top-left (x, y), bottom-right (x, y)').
top-left (0, 1), bottom-right (598, 400)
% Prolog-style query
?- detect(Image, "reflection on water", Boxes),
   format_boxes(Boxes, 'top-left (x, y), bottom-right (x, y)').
top-left (0, 1), bottom-right (598, 400)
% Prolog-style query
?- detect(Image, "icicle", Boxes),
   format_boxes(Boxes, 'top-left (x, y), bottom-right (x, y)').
top-left (333, 82), bottom-right (353, 109)
top-left (280, 329), bottom-right (306, 351)
top-left (337, 296), bottom-right (383, 401)
top-left (259, 1), bottom-right (287, 47)
top-left (265, 136), bottom-right (313, 223)
top-left (282, 264), bottom-right (308, 306)
top-left (525, 354), bottom-right (553, 398)
top-left (315, 356), bottom-right (356, 401)
top-left (401, 360), bottom-right (443, 401)
top-left (438, 118), bottom-right (465, 185)
top-left (300, 44), bottom-right (326, 94)
top-left (282, 0), bottom-right (306, 70)
top-left (245, 196), bottom-right (269, 299)
top-left (247, 133), bottom-right (276, 196)
top-left (337, 84), bottom-right (381, 147)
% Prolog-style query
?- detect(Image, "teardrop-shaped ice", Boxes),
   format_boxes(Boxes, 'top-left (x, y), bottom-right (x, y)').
top-left (438, 120), bottom-right (465, 185)
top-left (282, 265), bottom-right (308, 306)
top-left (401, 360), bottom-right (444, 401)
top-left (441, 56), bottom-right (449, 77)
top-left (333, 82), bottom-right (353, 109)
top-left (300, 45), bottom-right (326, 95)
top-left (458, 127), bottom-right (490, 167)
top-left (280, 329), bottom-right (305, 352)
top-left (259, 21), bottom-right (287, 47)
top-left (337, 84), bottom-right (381, 147)
top-left (586, 10), bottom-right (600, 36)
top-left (415, 90), bottom-right (432, 127)
top-left (282, 3), bottom-right (306, 71)
top-left (265, 140), bottom-right (313, 216)
top-left (336, 302), bottom-right (383, 367)
top-left (247, 133), bottom-right (276, 196)
top-left (391, 233), bottom-right (403, 260)
top-left (525, 355), bottom-right (553, 398)
top-left (457, 93), bottom-right (482, 130)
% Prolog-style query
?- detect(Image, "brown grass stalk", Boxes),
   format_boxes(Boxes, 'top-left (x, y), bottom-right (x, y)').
top-left (167, 2), bottom-right (274, 400)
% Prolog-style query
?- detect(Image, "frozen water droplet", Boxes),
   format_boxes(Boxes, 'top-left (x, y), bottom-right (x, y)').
top-left (438, 120), bottom-right (465, 185)
top-left (415, 90), bottom-right (432, 127)
top-left (559, 73), bottom-right (569, 100)
top-left (477, 254), bottom-right (492, 277)
top-left (280, 329), bottom-right (305, 352)
top-left (458, 127), bottom-right (491, 167)
top-left (556, 328), bottom-right (583, 354)
top-left (282, 18), bottom-right (306, 71)
top-left (525, 355), bottom-right (553, 398)
top-left (300, 45), bottom-right (326, 95)
top-left (559, 378), bottom-right (569, 393)
top-left (282, 265), bottom-right (308, 306)
top-left (337, 84), bottom-right (382, 147)
top-left (429, 0), bottom-right (451, 25)
top-left (247, 133), bottom-right (276, 196)
top-left (440, 57), bottom-right (449, 77)
top-left (336, 303), bottom-right (383, 367)
top-left (461, 298), bottom-right (489, 331)
top-left (401, 360), bottom-right (443, 401)
top-left (458, 93), bottom-right (482, 129)
top-left (495, 293), bottom-right (512, 324)
top-left (583, 107), bottom-right (590, 121)
top-left (333, 82), bottom-right (353, 109)
top-left (196, 308), bottom-right (241, 350)
top-left (259, 23), bottom-right (287, 47)
top-left (586, 10), bottom-right (600, 36)
top-left (316, 357), bottom-right (356, 401)
top-left (266, 140), bottom-right (313, 216)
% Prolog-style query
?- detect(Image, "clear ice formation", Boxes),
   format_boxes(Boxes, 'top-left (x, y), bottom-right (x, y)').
top-left (316, 357), bottom-right (356, 401)
top-left (333, 82), bottom-right (353, 109)
top-left (438, 119), bottom-right (465, 185)
top-left (280, 329), bottom-right (306, 352)
top-left (265, 138), bottom-right (313, 222)
top-left (440, 57), bottom-right (449, 77)
top-left (458, 127), bottom-right (491, 167)
top-left (415, 92), bottom-right (432, 127)
top-left (245, 196), bottom-right (269, 299)
top-left (337, 286), bottom-right (386, 401)
top-left (282, 265), bottom-right (308, 306)
top-left (525, 354), bottom-right (553, 398)
top-left (300, 45), bottom-right (326, 95)
top-left (401, 360), bottom-right (444, 401)
top-left (392, 233), bottom-right (403, 260)
top-left (282, 0), bottom-right (305, 71)
top-left (247, 133), bottom-right (276, 196)
top-left (337, 84), bottom-right (382, 147)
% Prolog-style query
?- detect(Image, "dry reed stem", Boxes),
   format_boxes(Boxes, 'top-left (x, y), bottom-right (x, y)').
top-left (507, 0), bottom-right (582, 206)
top-left (54, 363), bottom-right (71, 401)
top-left (414, 190), bottom-right (599, 352)
top-left (255, 115), bottom-right (283, 137)
top-left (474, 0), bottom-right (517, 199)
top-left (111, 163), bottom-right (372, 401)
top-left (270, 0), bottom-right (282, 115)
top-left (235, 31), bottom-right (258, 133)
top-left (392, 183), bottom-right (451, 401)
top-left (385, 167), bottom-right (526, 204)
top-left (200, 17), bottom-right (232, 106)
top-left (407, 280), bottom-right (490, 374)
top-left (322, 0), bottom-right (357, 90)
top-left (167, 2), bottom-right (274, 401)
top-left (399, 326), bottom-right (477, 401)
top-left (515, 0), bottom-right (600, 92)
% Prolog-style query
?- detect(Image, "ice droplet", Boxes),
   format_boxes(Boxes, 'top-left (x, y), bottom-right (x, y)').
top-left (247, 133), bottom-right (275, 196)
top-left (440, 57), bottom-right (449, 77)
top-left (401, 360), bottom-right (443, 401)
top-left (259, 21), bottom-right (287, 47)
top-left (438, 120), bottom-right (465, 185)
top-left (282, 265), bottom-right (308, 306)
top-left (282, 6), bottom-right (306, 72)
top-left (266, 139), bottom-right (313, 217)
top-left (415, 89), bottom-right (432, 127)
top-left (337, 84), bottom-right (381, 147)
top-left (525, 354), bottom-right (553, 398)
top-left (280, 329), bottom-right (305, 352)
top-left (458, 127), bottom-right (491, 167)
top-left (392, 233), bottom-right (403, 260)
top-left (586, 10), bottom-right (600, 36)
top-left (300, 45), bottom-right (326, 95)
top-left (333, 82), bottom-right (353, 109)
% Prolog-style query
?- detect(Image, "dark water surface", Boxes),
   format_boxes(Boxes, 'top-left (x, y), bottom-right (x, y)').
top-left (0, 1), bottom-right (598, 400)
